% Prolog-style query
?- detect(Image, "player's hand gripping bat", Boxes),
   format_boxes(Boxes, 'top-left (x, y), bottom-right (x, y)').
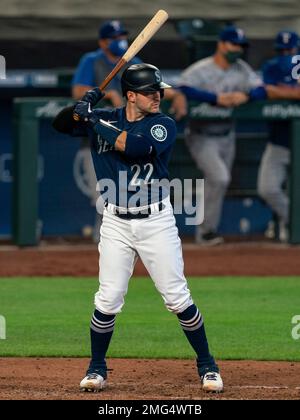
top-left (73, 9), bottom-right (168, 121)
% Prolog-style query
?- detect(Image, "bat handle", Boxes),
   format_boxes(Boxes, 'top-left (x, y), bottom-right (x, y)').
top-left (99, 58), bottom-right (127, 91)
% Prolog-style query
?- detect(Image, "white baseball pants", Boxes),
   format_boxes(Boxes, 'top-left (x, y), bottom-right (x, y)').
top-left (94, 198), bottom-right (193, 315)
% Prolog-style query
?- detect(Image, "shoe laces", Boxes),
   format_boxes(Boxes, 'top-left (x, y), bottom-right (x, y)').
top-left (204, 372), bottom-right (218, 381)
top-left (87, 373), bottom-right (100, 380)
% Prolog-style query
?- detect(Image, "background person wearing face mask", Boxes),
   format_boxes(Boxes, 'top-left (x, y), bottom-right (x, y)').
top-left (72, 20), bottom-right (141, 242)
top-left (178, 25), bottom-right (267, 245)
top-left (258, 31), bottom-right (300, 242)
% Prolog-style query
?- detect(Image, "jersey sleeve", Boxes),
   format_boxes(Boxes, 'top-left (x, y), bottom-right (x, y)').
top-left (72, 53), bottom-right (95, 87)
top-left (143, 116), bottom-right (177, 156)
top-left (92, 108), bottom-right (118, 120)
top-left (178, 65), bottom-right (205, 88)
top-left (240, 61), bottom-right (264, 91)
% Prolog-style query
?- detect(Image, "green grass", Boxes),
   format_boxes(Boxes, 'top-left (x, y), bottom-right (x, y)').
top-left (0, 277), bottom-right (299, 360)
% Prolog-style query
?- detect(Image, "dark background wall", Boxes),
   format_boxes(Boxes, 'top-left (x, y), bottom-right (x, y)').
top-left (0, 17), bottom-right (280, 70)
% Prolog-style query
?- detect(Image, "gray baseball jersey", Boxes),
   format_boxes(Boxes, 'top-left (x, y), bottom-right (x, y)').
top-left (179, 57), bottom-right (263, 135)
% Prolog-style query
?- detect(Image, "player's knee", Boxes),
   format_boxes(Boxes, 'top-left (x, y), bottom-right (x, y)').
top-left (209, 173), bottom-right (231, 189)
top-left (258, 181), bottom-right (281, 202)
top-left (94, 290), bottom-right (125, 314)
top-left (164, 294), bottom-right (194, 314)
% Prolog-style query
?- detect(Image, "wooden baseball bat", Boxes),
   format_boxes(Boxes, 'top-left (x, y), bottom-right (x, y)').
top-left (99, 9), bottom-right (168, 90)
top-left (74, 9), bottom-right (168, 120)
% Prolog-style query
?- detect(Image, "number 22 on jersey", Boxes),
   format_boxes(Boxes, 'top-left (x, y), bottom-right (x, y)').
top-left (130, 163), bottom-right (154, 186)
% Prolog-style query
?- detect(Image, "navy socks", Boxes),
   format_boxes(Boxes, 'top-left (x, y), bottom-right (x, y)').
top-left (177, 304), bottom-right (218, 376)
top-left (87, 305), bottom-right (218, 379)
top-left (88, 309), bottom-right (116, 377)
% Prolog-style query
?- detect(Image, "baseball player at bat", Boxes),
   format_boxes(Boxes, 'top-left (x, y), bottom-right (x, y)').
top-left (72, 19), bottom-right (187, 242)
top-left (53, 63), bottom-right (223, 393)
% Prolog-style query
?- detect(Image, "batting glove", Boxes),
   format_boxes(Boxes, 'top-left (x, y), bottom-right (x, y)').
top-left (73, 101), bottom-right (99, 126)
top-left (81, 88), bottom-right (105, 106)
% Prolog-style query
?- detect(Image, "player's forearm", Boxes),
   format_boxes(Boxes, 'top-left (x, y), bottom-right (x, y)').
top-left (178, 85), bottom-right (217, 104)
top-left (72, 101), bottom-right (153, 157)
top-left (266, 84), bottom-right (300, 100)
top-left (92, 121), bottom-right (152, 158)
top-left (163, 88), bottom-right (188, 120)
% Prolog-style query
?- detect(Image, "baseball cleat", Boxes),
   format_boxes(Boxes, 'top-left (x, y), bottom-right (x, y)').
top-left (201, 371), bottom-right (224, 393)
top-left (80, 373), bottom-right (106, 392)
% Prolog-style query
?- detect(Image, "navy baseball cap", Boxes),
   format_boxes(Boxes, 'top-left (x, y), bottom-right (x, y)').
top-left (219, 25), bottom-right (249, 46)
top-left (99, 20), bottom-right (128, 39)
top-left (274, 30), bottom-right (299, 50)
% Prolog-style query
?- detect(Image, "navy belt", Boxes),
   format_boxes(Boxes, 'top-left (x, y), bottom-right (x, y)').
top-left (106, 202), bottom-right (165, 219)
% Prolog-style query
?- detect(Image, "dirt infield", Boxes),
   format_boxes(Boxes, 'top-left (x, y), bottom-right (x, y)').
top-left (1, 241), bottom-right (300, 277)
top-left (0, 358), bottom-right (299, 400)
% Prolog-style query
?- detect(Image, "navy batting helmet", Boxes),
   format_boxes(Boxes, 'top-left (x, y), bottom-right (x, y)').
top-left (121, 63), bottom-right (171, 97)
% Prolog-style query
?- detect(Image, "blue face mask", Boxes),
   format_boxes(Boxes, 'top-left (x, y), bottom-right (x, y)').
top-left (108, 39), bottom-right (128, 57)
